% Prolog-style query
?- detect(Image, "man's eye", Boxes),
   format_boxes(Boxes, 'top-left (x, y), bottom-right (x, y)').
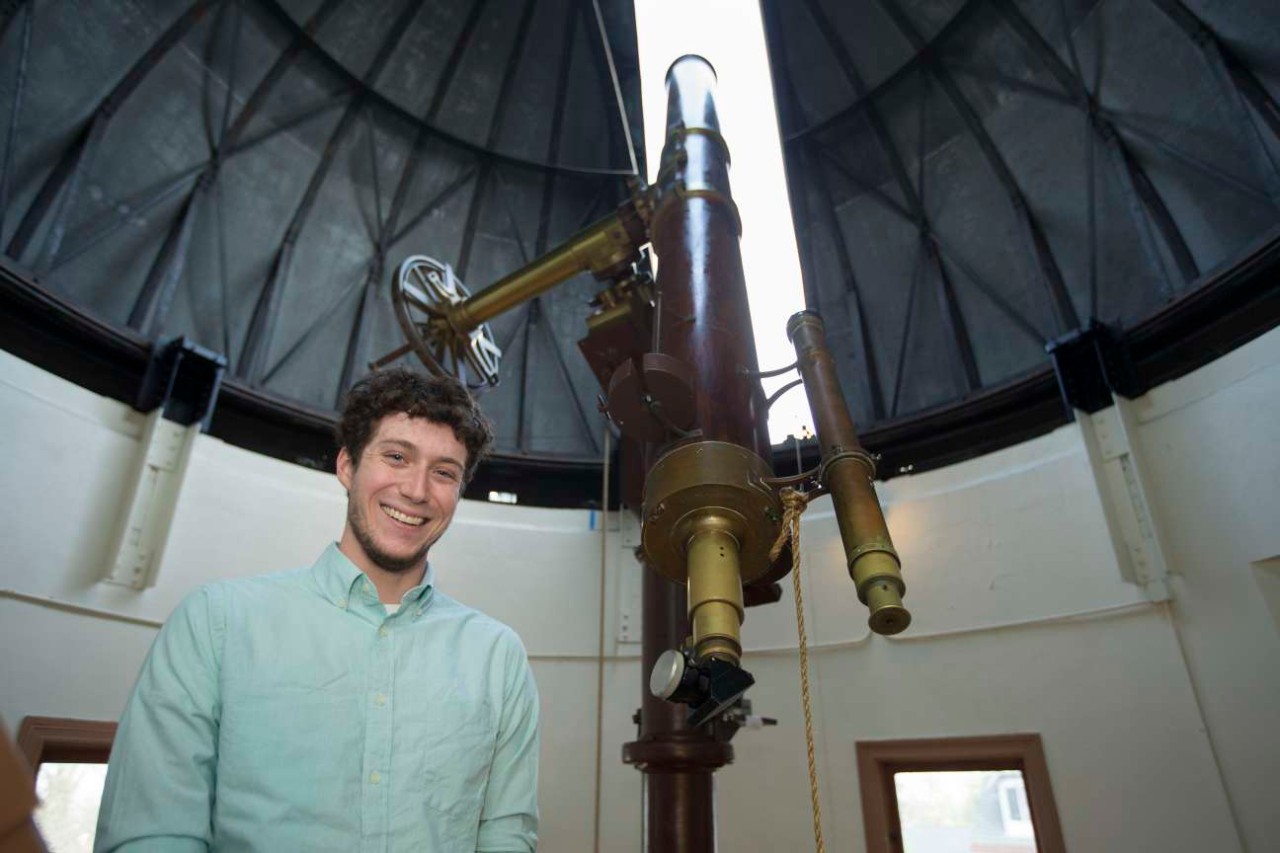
top-left (435, 468), bottom-right (460, 482)
top-left (386, 452), bottom-right (405, 463)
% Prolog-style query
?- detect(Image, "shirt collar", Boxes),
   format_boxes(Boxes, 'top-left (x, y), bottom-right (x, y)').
top-left (311, 543), bottom-right (435, 609)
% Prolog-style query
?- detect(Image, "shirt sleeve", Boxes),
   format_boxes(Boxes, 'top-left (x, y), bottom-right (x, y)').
top-left (94, 586), bottom-right (224, 853)
top-left (475, 634), bottom-right (539, 853)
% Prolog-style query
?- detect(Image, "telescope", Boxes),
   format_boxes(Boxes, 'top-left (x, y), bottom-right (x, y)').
top-left (371, 56), bottom-right (909, 730)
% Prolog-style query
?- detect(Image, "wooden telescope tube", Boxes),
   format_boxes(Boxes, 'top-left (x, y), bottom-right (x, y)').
top-left (787, 311), bottom-right (910, 635)
top-left (650, 55), bottom-right (769, 454)
top-left (621, 55), bottom-right (764, 853)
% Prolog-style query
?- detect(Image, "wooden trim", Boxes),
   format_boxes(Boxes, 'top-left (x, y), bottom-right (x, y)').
top-left (856, 734), bottom-right (1066, 853)
top-left (16, 717), bottom-right (116, 771)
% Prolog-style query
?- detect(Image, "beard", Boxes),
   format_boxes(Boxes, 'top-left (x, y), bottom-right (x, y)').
top-left (348, 500), bottom-right (431, 574)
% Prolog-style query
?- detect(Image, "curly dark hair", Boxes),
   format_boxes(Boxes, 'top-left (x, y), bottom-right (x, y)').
top-left (335, 368), bottom-right (494, 484)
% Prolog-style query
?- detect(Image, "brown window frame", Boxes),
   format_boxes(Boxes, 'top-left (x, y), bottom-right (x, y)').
top-left (856, 733), bottom-right (1066, 853)
top-left (16, 717), bottom-right (116, 772)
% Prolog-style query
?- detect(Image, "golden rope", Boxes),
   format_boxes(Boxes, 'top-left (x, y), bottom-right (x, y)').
top-left (769, 487), bottom-right (824, 853)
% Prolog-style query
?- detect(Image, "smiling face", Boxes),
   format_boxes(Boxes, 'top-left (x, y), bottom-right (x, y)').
top-left (335, 413), bottom-right (468, 579)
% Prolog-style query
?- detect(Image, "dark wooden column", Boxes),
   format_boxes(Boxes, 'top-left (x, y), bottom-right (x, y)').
top-left (621, 55), bottom-right (768, 853)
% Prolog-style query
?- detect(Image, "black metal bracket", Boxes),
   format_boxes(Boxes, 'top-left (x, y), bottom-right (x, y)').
top-left (1045, 321), bottom-right (1141, 415)
top-left (137, 337), bottom-right (228, 430)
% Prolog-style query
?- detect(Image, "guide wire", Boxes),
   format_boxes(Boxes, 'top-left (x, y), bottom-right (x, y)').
top-left (592, 425), bottom-right (611, 852)
top-left (590, 0), bottom-right (640, 177)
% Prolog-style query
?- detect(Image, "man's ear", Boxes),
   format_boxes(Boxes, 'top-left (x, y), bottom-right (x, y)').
top-left (336, 446), bottom-right (354, 491)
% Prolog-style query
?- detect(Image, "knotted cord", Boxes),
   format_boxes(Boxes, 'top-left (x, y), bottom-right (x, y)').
top-left (769, 487), bottom-right (825, 853)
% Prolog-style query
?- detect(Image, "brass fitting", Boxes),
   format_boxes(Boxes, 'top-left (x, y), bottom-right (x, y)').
top-left (686, 519), bottom-right (746, 665)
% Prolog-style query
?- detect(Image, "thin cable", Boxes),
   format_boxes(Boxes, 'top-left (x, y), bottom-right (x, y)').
top-left (591, 425), bottom-right (611, 852)
top-left (770, 489), bottom-right (824, 852)
top-left (589, 0), bottom-right (640, 176)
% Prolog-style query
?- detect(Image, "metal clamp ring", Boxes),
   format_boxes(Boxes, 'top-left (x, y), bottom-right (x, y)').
top-left (818, 448), bottom-right (877, 483)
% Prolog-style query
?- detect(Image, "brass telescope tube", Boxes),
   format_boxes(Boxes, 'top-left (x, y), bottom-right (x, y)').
top-left (787, 311), bottom-right (911, 635)
top-left (445, 207), bottom-right (643, 335)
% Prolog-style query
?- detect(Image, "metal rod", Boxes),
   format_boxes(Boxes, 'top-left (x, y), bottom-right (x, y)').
top-left (516, 302), bottom-right (536, 452)
top-left (764, 378), bottom-right (804, 410)
top-left (367, 340), bottom-right (413, 371)
top-left (589, 0), bottom-right (640, 176)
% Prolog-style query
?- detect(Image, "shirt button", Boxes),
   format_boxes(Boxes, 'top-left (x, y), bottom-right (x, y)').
top-left (369, 771), bottom-right (381, 785)
top-left (374, 694), bottom-right (387, 707)
top-left (378, 626), bottom-right (389, 638)
top-left (337, 597), bottom-right (346, 608)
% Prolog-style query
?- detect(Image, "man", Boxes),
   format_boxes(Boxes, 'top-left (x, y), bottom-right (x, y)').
top-left (96, 369), bottom-right (539, 852)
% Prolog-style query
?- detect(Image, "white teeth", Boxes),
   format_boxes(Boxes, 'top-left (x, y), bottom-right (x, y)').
top-left (381, 504), bottom-right (425, 526)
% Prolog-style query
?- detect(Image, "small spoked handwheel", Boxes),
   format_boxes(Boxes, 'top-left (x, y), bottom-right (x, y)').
top-left (390, 255), bottom-right (502, 389)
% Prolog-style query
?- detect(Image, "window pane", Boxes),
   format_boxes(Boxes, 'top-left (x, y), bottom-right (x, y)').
top-left (34, 762), bottom-right (108, 853)
top-left (894, 770), bottom-right (1037, 853)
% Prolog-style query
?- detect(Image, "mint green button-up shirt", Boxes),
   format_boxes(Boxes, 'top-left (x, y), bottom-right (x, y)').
top-left (95, 544), bottom-right (539, 852)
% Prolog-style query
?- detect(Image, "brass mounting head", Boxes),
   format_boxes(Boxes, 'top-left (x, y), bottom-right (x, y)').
top-left (642, 441), bottom-right (782, 666)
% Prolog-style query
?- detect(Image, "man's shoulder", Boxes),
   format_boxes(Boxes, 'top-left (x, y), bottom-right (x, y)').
top-left (428, 591), bottom-right (525, 648)
top-left (188, 565), bottom-right (313, 609)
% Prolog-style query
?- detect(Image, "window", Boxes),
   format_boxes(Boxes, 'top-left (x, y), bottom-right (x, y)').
top-left (997, 775), bottom-right (1034, 839)
top-left (857, 734), bottom-right (1065, 853)
top-left (18, 717), bottom-right (116, 853)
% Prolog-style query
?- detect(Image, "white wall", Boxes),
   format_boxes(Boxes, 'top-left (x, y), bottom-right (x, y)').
top-left (2, 327), bottom-right (1277, 851)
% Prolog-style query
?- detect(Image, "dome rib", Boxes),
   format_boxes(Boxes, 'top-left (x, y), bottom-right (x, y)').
top-left (256, 0), bottom-right (635, 176)
top-left (5, 1), bottom-right (213, 269)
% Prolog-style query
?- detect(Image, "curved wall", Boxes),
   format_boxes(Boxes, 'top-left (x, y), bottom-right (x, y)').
top-left (2, 326), bottom-right (1278, 851)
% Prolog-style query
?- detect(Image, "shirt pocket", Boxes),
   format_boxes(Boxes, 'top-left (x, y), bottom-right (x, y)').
top-left (404, 690), bottom-right (496, 820)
